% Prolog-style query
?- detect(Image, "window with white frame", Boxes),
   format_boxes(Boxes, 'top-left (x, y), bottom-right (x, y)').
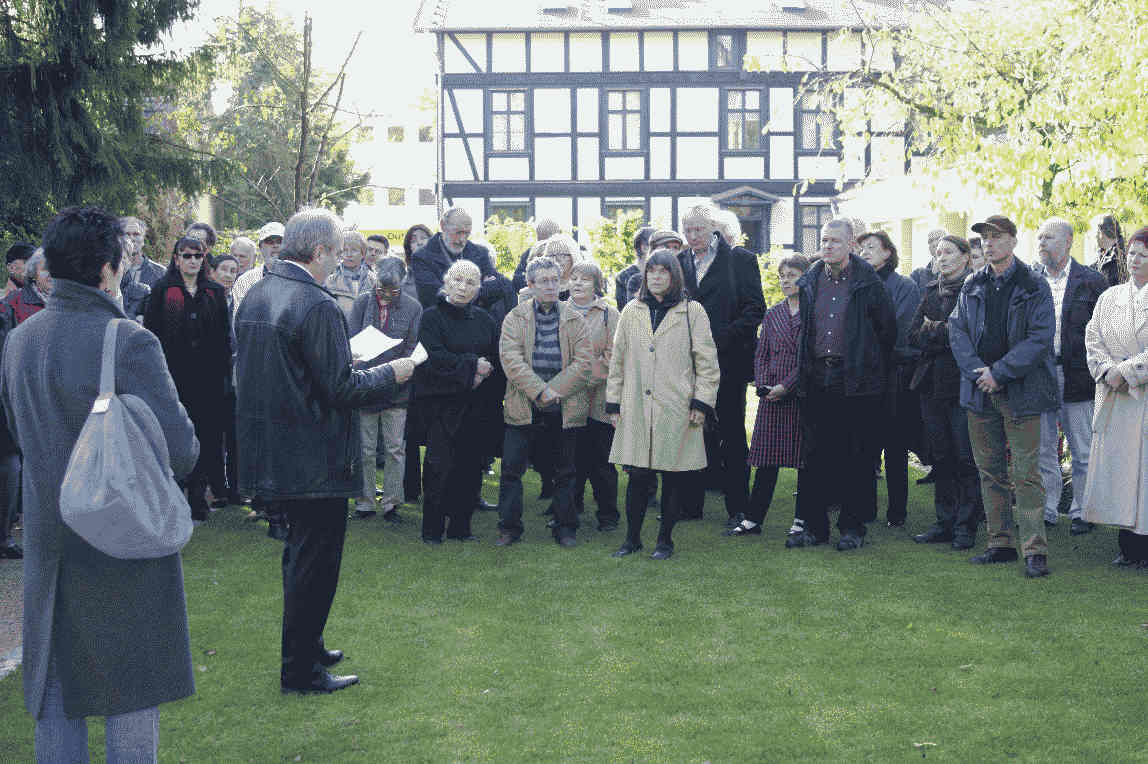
top-left (726, 89), bottom-right (763, 151)
top-left (606, 89), bottom-right (642, 152)
top-left (490, 90), bottom-right (527, 153)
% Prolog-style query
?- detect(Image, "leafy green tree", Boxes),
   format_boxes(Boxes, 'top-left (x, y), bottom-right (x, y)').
top-left (752, 0), bottom-right (1148, 229)
top-left (0, 0), bottom-right (225, 239)
top-left (581, 210), bottom-right (647, 281)
top-left (203, 7), bottom-right (371, 228)
top-left (483, 216), bottom-right (536, 274)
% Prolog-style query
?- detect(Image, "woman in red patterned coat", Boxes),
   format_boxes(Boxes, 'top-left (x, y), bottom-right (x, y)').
top-left (728, 255), bottom-right (809, 539)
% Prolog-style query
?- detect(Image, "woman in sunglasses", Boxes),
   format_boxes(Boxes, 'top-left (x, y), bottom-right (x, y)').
top-left (143, 236), bottom-right (233, 521)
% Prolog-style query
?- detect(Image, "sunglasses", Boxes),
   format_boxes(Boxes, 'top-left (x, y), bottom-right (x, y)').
top-left (179, 251), bottom-right (206, 260)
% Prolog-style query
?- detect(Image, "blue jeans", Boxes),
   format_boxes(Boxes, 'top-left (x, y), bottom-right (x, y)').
top-left (35, 655), bottom-right (159, 763)
top-left (497, 412), bottom-right (579, 540)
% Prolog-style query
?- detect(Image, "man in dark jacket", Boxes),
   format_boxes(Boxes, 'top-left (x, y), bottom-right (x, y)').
top-left (858, 230), bottom-right (922, 528)
top-left (1033, 217), bottom-right (1108, 535)
top-left (791, 218), bottom-right (898, 551)
top-left (120, 216), bottom-right (166, 288)
top-left (235, 208), bottom-right (415, 695)
top-left (411, 207), bottom-right (500, 308)
top-left (614, 226), bottom-right (654, 308)
top-left (676, 204), bottom-right (765, 526)
top-left (949, 214), bottom-right (1058, 578)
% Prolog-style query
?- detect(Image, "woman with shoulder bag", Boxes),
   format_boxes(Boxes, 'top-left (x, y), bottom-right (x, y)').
top-left (0, 207), bottom-right (199, 763)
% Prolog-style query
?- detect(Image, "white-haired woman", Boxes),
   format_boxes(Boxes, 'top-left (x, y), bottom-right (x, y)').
top-left (413, 259), bottom-right (501, 543)
top-left (567, 260), bottom-right (620, 530)
top-left (324, 230), bottom-right (377, 316)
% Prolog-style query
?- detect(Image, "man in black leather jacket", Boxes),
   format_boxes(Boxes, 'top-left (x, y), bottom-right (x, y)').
top-left (235, 208), bottom-right (415, 695)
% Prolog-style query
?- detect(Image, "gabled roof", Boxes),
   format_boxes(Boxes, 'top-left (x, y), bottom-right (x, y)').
top-left (413, 0), bottom-right (910, 33)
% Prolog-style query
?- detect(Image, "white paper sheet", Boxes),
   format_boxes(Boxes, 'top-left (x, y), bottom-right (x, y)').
top-left (411, 342), bottom-right (428, 366)
top-left (350, 325), bottom-right (401, 361)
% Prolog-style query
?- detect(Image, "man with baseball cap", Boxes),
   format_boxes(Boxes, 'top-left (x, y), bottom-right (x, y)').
top-left (949, 214), bottom-right (1058, 577)
top-left (231, 222), bottom-right (285, 319)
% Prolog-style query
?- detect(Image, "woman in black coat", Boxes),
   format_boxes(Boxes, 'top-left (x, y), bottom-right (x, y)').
top-left (144, 236), bottom-right (232, 520)
top-left (413, 260), bottom-right (501, 543)
top-left (908, 235), bottom-right (981, 549)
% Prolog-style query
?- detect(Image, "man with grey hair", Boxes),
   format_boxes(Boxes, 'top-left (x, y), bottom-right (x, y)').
top-left (348, 254), bottom-right (423, 523)
top-left (411, 207), bottom-right (500, 308)
top-left (911, 227), bottom-right (950, 289)
top-left (236, 207), bottom-right (415, 695)
top-left (119, 216), bottom-right (165, 288)
top-left (790, 217), bottom-right (897, 551)
top-left (230, 236), bottom-right (257, 276)
top-left (676, 202), bottom-right (765, 527)
top-left (513, 216), bottom-right (563, 292)
top-left (1033, 217), bottom-right (1107, 534)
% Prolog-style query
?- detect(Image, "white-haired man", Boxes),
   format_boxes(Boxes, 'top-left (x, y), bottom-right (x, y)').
top-left (120, 216), bottom-right (165, 288)
top-left (676, 202), bottom-right (765, 527)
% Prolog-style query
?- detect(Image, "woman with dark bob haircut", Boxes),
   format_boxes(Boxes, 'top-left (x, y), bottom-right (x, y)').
top-left (0, 206), bottom-right (198, 761)
top-left (605, 249), bottom-right (720, 559)
top-left (144, 235), bottom-right (232, 520)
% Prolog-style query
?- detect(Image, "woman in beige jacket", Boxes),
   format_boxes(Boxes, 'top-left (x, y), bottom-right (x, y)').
top-left (605, 250), bottom-right (720, 559)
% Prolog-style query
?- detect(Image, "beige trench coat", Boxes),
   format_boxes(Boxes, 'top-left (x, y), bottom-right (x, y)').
top-left (606, 297), bottom-right (720, 471)
top-left (1082, 281), bottom-right (1148, 532)
top-left (579, 297), bottom-right (620, 423)
top-left (500, 298), bottom-right (592, 428)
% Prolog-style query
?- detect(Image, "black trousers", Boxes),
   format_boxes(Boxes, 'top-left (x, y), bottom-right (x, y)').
top-left (280, 497), bottom-right (348, 682)
top-left (921, 395), bottom-right (981, 540)
top-left (573, 418), bottom-right (619, 525)
top-left (0, 453), bottom-right (18, 544)
top-left (421, 403), bottom-right (485, 541)
top-left (624, 468), bottom-right (687, 547)
top-left (878, 380), bottom-right (920, 524)
top-left (803, 367), bottom-right (881, 540)
top-left (498, 413), bottom-right (579, 539)
top-left (689, 376), bottom-right (750, 519)
top-left (223, 392), bottom-right (239, 499)
top-left (1118, 530), bottom-right (1148, 563)
top-left (185, 406), bottom-right (223, 519)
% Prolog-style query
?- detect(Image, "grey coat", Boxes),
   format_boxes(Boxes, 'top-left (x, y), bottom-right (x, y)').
top-left (0, 279), bottom-right (200, 718)
top-left (347, 289), bottom-right (422, 410)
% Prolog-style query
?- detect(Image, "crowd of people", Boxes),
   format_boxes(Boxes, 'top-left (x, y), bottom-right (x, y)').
top-left (2, 198), bottom-right (1146, 760)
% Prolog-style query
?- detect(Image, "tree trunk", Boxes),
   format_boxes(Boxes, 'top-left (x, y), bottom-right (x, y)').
top-left (293, 13), bottom-right (312, 212)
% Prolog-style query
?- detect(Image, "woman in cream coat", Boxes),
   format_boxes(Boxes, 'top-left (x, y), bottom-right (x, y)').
top-left (605, 249), bottom-right (720, 559)
top-left (1082, 225), bottom-right (1148, 567)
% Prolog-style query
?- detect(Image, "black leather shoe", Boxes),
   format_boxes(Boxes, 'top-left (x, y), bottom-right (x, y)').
top-left (1024, 554), bottom-right (1050, 577)
top-left (784, 531), bottom-right (822, 549)
top-left (317, 649), bottom-right (344, 668)
top-left (281, 670), bottom-right (359, 695)
top-left (836, 533), bottom-right (864, 551)
top-left (1069, 518), bottom-right (1094, 536)
top-left (914, 527), bottom-right (952, 544)
top-left (650, 543), bottom-right (674, 560)
top-left (475, 499), bottom-right (497, 512)
top-left (611, 541), bottom-right (642, 557)
top-left (886, 518), bottom-right (905, 528)
top-left (724, 513), bottom-right (745, 530)
top-left (1113, 553), bottom-right (1135, 567)
top-left (969, 547), bottom-right (1019, 564)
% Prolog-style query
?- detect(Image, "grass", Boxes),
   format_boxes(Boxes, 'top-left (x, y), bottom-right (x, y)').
top-left (2, 464), bottom-right (1147, 762)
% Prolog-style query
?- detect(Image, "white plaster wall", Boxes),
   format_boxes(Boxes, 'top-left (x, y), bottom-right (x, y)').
top-left (643, 31), bottom-right (674, 71)
top-left (577, 137), bottom-right (600, 181)
top-left (650, 196), bottom-right (673, 229)
top-left (769, 135), bottom-right (794, 179)
top-left (577, 88), bottom-right (599, 133)
top-left (769, 87), bottom-right (794, 133)
top-left (534, 88), bottom-right (571, 134)
top-left (771, 198), bottom-right (795, 246)
top-left (609, 32), bottom-right (639, 71)
top-left (649, 88), bottom-right (671, 133)
top-left (798, 156), bottom-right (838, 179)
top-left (827, 31), bottom-right (861, 71)
top-left (785, 32), bottom-right (822, 72)
top-left (444, 137), bottom-right (480, 181)
top-left (604, 156), bottom-right (646, 181)
top-left (447, 89), bottom-right (483, 134)
top-left (569, 33), bottom-right (603, 72)
top-left (723, 156), bottom-right (765, 180)
top-left (577, 197), bottom-right (602, 244)
top-left (649, 136), bottom-right (672, 179)
top-left (530, 32), bottom-right (565, 72)
top-left (675, 88), bottom-right (718, 133)
top-left (871, 136), bottom-right (906, 178)
top-left (491, 33), bottom-right (526, 73)
top-left (534, 137), bottom-right (572, 181)
top-left (534, 197), bottom-right (574, 233)
top-left (843, 135), bottom-right (867, 179)
top-left (677, 31), bottom-right (708, 70)
top-left (487, 157), bottom-right (530, 181)
top-left (451, 198), bottom-right (485, 232)
top-left (675, 136), bottom-right (718, 180)
top-left (746, 30), bottom-right (784, 70)
top-left (445, 33), bottom-right (487, 73)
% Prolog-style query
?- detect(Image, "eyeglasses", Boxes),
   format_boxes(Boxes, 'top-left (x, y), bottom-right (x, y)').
top-left (179, 251), bottom-right (205, 260)
top-left (376, 287), bottom-right (401, 297)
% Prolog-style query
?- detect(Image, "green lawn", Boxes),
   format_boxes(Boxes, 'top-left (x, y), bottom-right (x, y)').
top-left (2, 466), bottom-right (1146, 762)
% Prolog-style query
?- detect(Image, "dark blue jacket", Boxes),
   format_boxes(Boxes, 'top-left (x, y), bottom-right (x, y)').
top-left (234, 260), bottom-right (396, 500)
top-left (877, 262), bottom-right (922, 366)
top-left (1033, 259), bottom-right (1108, 403)
top-left (948, 260), bottom-right (1058, 417)
top-left (410, 233), bottom-right (500, 309)
top-left (796, 253), bottom-right (898, 398)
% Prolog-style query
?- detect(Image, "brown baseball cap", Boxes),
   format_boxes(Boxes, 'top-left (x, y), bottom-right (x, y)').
top-left (971, 215), bottom-right (1017, 237)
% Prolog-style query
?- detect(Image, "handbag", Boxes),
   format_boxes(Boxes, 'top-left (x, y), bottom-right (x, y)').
top-left (59, 319), bottom-right (194, 559)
